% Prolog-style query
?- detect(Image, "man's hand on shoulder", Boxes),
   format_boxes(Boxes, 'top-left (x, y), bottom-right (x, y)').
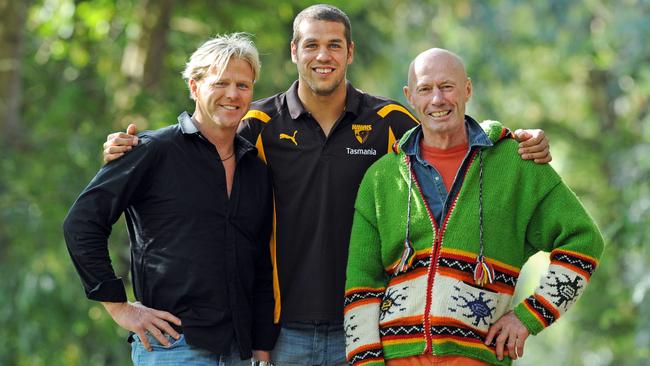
top-left (514, 128), bottom-right (552, 164)
top-left (485, 310), bottom-right (530, 361)
top-left (103, 124), bottom-right (139, 164)
top-left (102, 301), bottom-right (181, 351)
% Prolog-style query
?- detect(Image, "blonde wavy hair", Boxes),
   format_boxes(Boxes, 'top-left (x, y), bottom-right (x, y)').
top-left (182, 33), bottom-right (260, 98)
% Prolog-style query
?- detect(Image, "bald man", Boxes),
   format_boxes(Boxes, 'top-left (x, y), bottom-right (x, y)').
top-left (343, 48), bottom-right (604, 365)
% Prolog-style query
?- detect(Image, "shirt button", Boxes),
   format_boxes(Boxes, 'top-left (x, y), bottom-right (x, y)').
top-left (435, 177), bottom-right (440, 181)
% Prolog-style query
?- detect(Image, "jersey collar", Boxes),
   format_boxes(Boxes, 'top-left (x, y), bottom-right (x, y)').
top-left (285, 80), bottom-right (363, 120)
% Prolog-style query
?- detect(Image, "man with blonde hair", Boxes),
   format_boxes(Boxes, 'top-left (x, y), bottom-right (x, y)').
top-left (63, 33), bottom-right (277, 365)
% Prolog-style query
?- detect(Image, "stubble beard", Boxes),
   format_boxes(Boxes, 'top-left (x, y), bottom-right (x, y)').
top-left (300, 62), bottom-right (346, 96)
top-left (307, 77), bottom-right (343, 96)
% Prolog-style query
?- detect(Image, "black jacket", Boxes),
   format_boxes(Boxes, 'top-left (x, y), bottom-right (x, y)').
top-left (63, 112), bottom-right (277, 358)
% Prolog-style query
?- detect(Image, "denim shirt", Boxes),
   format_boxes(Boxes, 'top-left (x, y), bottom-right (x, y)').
top-left (401, 116), bottom-right (492, 225)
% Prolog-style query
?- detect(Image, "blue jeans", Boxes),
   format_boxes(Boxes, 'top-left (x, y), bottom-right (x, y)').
top-left (271, 322), bottom-right (347, 366)
top-left (131, 333), bottom-right (251, 366)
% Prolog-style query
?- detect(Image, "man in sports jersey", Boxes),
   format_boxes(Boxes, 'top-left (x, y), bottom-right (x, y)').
top-left (101, 5), bottom-right (551, 365)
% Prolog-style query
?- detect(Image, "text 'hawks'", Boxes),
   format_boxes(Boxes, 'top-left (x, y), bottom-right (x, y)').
top-left (352, 124), bottom-right (372, 144)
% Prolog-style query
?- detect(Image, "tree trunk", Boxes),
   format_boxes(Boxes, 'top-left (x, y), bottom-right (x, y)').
top-left (0, 0), bottom-right (28, 148)
top-left (121, 0), bottom-right (175, 94)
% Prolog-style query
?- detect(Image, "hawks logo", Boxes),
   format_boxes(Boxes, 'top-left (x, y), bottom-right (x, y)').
top-left (352, 124), bottom-right (372, 144)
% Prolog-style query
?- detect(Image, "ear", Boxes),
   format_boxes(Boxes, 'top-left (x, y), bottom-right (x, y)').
top-left (189, 79), bottom-right (198, 100)
top-left (403, 85), bottom-right (413, 107)
top-left (465, 77), bottom-right (473, 101)
top-left (290, 41), bottom-right (298, 64)
top-left (347, 41), bottom-right (355, 65)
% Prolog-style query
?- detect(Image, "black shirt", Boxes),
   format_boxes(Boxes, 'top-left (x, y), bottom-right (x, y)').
top-left (238, 81), bottom-right (418, 323)
top-left (63, 112), bottom-right (277, 358)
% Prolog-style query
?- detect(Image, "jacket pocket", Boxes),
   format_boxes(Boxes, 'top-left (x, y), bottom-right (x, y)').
top-left (378, 273), bottom-right (428, 325)
top-left (430, 276), bottom-right (511, 333)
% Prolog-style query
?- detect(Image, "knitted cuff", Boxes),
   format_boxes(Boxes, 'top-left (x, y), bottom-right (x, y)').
top-left (513, 299), bottom-right (548, 336)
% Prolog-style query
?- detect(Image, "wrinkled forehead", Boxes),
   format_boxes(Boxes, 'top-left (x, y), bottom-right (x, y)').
top-left (412, 54), bottom-right (467, 85)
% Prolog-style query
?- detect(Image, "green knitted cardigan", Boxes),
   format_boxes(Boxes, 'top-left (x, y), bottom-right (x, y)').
top-left (344, 122), bottom-right (604, 366)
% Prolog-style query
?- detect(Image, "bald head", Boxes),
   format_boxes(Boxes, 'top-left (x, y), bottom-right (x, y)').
top-left (407, 48), bottom-right (468, 90)
top-left (403, 48), bottom-right (473, 147)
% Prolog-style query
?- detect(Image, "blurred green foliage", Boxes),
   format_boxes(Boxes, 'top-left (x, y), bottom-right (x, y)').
top-left (1, 0), bottom-right (648, 365)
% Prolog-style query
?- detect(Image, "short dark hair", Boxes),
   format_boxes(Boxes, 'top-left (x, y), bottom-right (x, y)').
top-left (292, 4), bottom-right (352, 45)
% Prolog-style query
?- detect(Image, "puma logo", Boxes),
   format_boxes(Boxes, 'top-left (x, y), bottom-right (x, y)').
top-left (279, 130), bottom-right (298, 145)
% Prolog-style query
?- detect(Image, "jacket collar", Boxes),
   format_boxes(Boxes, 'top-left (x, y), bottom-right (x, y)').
top-left (285, 80), bottom-right (363, 120)
top-left (178, 111), bottom-right (256, 159)
top-left (400, 115), bottom-right (493, 159)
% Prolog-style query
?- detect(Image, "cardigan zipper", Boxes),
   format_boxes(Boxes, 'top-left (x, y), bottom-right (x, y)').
top-left (409, 149), bottom-right (479, 355)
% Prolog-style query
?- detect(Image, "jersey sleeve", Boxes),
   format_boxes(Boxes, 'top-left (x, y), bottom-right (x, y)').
top-left (376, 102), bottom-right (419, 140)
top-left (239, 109), bottom-right (272, 143)
top-left (238, 109), bottom-right (273, 164)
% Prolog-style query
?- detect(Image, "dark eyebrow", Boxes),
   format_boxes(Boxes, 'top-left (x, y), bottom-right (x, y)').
top-left (303, 37), bottom-right (344, 44)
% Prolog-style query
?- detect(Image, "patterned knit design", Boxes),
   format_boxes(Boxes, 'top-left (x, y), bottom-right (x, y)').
top-left (345, 288), bottom-right (385, 308)
top-left (348, 348), bottom-right (385, 366)
top-left (437, 248), bottom-right (519, 295)
top-left (344, 123), bottom-right (604, 365)
top-left (550, 249), bottom-right (598, 279)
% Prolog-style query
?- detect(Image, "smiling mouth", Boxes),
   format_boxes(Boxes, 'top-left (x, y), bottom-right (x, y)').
top-left (313, 67), bottom-right (334, 74)
top-left (428, 110), bottom-right (451, 118)
top-left (221, 105), bottom-right (239, 110)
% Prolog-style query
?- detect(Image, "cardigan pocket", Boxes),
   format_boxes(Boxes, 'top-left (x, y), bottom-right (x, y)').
top-left (429, 276), bottom-right (505, 334)
top-left (378, 273), bottom-right (428, 325)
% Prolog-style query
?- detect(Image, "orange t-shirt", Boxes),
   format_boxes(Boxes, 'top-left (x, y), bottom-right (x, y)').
top-left (419, 140), bottom-right (469, 192)
top-left (386, 354), bottom-right (489, 366)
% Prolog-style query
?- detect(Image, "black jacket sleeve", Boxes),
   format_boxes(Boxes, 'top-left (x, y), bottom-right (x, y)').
top-left (62, 136), bottom-right (156, 302)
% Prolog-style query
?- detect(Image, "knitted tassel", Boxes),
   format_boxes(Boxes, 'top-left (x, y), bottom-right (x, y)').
top-left (473, 151), bottom-right (494, 287)
top-left (393, 239), bottom-right (415, 273)
top-left (473, 255), bottom-right (495, 286)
